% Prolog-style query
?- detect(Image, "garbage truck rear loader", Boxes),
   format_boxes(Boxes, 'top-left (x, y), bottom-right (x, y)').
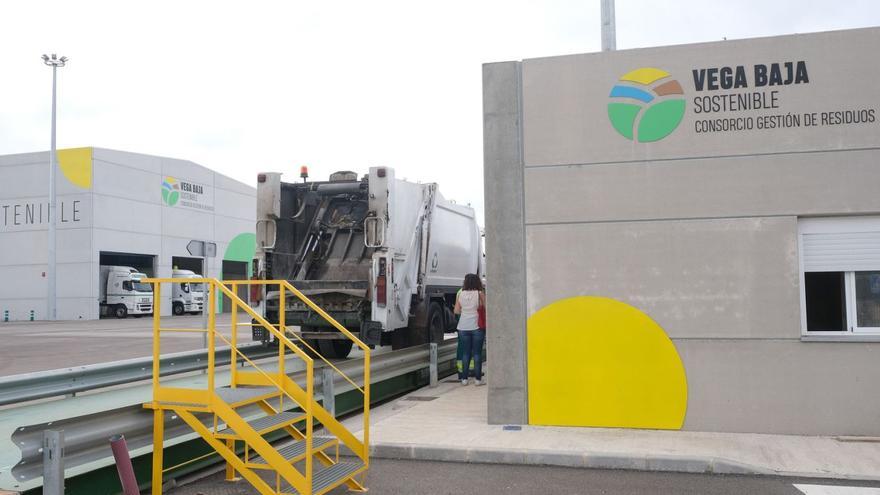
top-left (252, 167), bottom-right (483, 358)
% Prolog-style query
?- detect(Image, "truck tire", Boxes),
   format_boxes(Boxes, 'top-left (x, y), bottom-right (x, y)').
top-left (173, 302), bottom-right (185, 316)
top-left (114, 305), bottom-right (128, 319)
top-left (428, 302), bottom-right (446, 344)
top-left (318, 338), bottom-right (354, 359)
top-left (297, 326), bottom-right (321, 357)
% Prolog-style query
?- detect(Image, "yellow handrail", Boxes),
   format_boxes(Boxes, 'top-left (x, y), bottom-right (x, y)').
top-left (217, 279), bottom-right (370, 351)
top-left (278, 325), bottom-right (364, 394)
top-left (278, 280), bottom-right (370, 465)
top-left (224, 278), bottom-right (371, 464)
top-left (223, 280), bottom-right (368, 393)
top-left (213, 329), bottom-right (308, 412)
top-left (144, 278), bottom-right (316, 367)
top-left (147, 275), bottom-right (371, 489)
top-left (279, 280), bottom-right (370, 352)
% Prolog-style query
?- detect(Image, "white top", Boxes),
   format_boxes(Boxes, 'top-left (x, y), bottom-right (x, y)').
top-left (457, 290), bottom-right (481, 331)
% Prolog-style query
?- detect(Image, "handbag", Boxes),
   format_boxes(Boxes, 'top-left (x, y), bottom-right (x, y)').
top-left (477, 303), bottom-right (486, 330)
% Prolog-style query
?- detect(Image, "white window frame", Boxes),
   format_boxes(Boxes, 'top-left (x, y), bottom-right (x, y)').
top-left (847, 271), bottom-right (880, 334)
top-left (799, 216), bottom-right (880, 339)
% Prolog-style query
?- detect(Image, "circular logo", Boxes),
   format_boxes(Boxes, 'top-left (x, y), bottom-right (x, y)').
top-left (162, 177), bottom-right (180, 206)
top-left (607, 67), bottom-right (685, 143)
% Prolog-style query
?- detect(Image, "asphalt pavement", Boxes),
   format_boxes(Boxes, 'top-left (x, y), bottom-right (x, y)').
top-left (0, 314), bottom-right (226, 376)
top-left (168, 457), bottom-right (880, 495)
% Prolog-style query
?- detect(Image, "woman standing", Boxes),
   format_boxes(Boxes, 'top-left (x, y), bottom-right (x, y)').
top-left (454, 273), bottom-right (486, 386)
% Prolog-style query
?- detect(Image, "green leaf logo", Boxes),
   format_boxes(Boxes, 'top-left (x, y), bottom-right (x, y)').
top-left (162, 177), bottom-right (180, 206)
top-left (607, 68), bottom-right (685, 143)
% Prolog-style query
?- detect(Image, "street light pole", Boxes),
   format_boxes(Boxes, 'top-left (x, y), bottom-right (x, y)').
top-left (601, 0), bottom-right (616, 51)
top-left (42, 53), bottom-right (67, 321)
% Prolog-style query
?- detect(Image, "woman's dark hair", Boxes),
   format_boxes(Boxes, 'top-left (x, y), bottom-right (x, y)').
top-left (462, 273), bottom-right (483, 291)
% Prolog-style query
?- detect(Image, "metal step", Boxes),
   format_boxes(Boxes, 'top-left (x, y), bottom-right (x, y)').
top-left (280, 461), bottom-right (365, 495)
top-left (215, 411), bottom-right (306, 439)
top-left (247, 437), bottom-right (338, 469)
top-left (215, 385), bottom-right (280, 406)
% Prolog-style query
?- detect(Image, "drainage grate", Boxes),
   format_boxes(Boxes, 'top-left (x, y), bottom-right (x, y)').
top-left (503, 425), bottom-right (522, 431)
top-left (402, 396), bottom-right (438, 402)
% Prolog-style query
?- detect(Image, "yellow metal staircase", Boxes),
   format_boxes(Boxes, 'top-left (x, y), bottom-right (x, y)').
top-left (144, 278), bottom-right (370, 495)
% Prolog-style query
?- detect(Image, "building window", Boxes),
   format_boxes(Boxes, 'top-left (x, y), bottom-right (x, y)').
top-left (854, 271), bottom-right (880, 329)
top-left (804, 272), bottom-right (846, 332)
top-left (799, 217), bottom-right (880, 337)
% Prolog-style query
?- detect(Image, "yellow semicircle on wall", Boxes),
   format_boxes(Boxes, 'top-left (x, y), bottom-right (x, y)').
top-left (527, 296), bottom-right (688, 429)
top-left (57, 147), bottom-right (93, 189)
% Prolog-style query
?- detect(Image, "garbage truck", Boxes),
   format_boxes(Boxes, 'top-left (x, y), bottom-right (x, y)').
top-left (99, 266), bottom-right (154, 318)
top-left (171, 268), bottom-right (205, 315)
top-left (252, 167), bottom-right (484, 358)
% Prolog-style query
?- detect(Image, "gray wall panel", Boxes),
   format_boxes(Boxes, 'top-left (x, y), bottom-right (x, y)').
top-left (525, 217), bottom-right (801, 339)
top-left (678, 339), bottom-right (880, 435)
top-left (524, 149), bottom-right (880, 225)
top-left (93, 195), bottom-right (162, 235)
top-left (162, 157), bottom-right (215, 185)
top-left (93, 158), bottom-right (160, 204)
top-left (213, 188), bottom-right (256, 221)
top-left (92, 148), bottom-right (161, 174)
top-left (0, 163), bottom-right (49, 200)
top-left (216, 172), bottom-right (259, 197)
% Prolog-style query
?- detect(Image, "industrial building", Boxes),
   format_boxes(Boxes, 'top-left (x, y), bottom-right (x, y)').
top-left (0, 147), bottom-right (256, 321)
top-left (483, 27), bottom-right (880, 435)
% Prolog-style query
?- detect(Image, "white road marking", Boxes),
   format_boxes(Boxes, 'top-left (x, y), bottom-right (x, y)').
top-left (794, 484), bottom-right (880, 495)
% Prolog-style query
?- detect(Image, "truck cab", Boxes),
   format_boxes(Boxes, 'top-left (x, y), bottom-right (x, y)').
top-left (99, 266), bottom-right (154, 318)
top-left (171, 269), bottom-right (205, 315)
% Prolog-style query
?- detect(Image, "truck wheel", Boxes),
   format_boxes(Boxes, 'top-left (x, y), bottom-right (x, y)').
top-left (114, 305), bottom-right (128, 319)
top-left (173, 303), bottom-right (184, 316)
top-left (318, 338), bottom-right (354, 359)
top-left (428, 302), bottom-right (446, 343)
top-left (297, 326), bottom-right (321, 357)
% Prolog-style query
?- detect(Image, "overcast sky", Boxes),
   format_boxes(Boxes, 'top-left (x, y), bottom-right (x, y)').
top-left (2, 1), bottom-right (879, 224)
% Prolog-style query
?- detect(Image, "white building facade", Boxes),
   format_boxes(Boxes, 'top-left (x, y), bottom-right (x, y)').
top-left (0, 147), bottom-right (256, 321)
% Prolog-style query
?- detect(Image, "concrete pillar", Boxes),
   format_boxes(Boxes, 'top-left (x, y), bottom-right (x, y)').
top-left (482, 61), bottom-right (528, 425)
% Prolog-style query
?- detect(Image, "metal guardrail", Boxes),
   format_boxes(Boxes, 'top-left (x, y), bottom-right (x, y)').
top-left (5, 339), bottom-right (458, 488)
top-left (0, 343), bottom-right (276, 407)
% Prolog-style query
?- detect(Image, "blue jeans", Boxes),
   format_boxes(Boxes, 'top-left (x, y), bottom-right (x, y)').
top-left (458, 330), bottom-right (485, 381)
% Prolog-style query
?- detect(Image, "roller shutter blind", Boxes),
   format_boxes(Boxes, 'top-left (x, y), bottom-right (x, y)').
top-left (802, 231), bottom-right (880, 272)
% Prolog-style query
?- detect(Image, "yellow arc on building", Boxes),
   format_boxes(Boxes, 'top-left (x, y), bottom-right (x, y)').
top-left (619, 67), bottom-right (670, 85)
top-left (57, 147), bottom-right (93, 189)
top-left (527, 296), bottom-right (688, 429)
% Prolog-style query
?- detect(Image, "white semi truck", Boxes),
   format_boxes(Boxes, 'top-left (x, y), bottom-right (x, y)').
top-left (171, 269), bottom-right (205, 315)
top-left (99, 265), bottom-right (154, 318)
top-left (252, 167), bottom-right (484, 358)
